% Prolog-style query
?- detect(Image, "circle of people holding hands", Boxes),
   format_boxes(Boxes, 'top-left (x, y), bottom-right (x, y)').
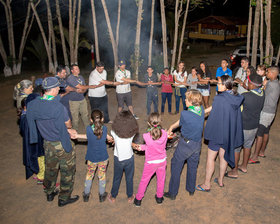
top-left (14, 57), bottom-right (279, 207)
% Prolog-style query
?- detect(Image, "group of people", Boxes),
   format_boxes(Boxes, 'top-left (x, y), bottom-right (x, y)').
top-left (13, 57), bottom-right (279, 207)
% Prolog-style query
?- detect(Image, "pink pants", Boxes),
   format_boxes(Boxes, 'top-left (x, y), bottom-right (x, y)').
top-left (136, 160), bottom-right (166, 200)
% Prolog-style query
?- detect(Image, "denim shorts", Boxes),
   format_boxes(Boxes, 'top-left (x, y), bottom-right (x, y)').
top-left (198, 88), bottom-right (210, 96)
top-left (235, 128), bottom-right (257, 152)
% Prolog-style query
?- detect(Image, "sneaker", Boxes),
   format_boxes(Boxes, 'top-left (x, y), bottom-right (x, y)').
top-left (99, 192), bottom-right (108, 202)
top-left (37, 179), bottom-right (44, 185)
top-left (133, 114), bottom-right (139, 120)
top-left (189, 191), bottom-right (194, 196)
top-left (108, 120), bottom-right (113, 124)
top-left (163, 192), bottom-right (176, 200)
top-left (134, 198), bottom-right (142, 207)
top-left (155, 195), bottom-right (164, 204)
top-left (83, 192), bottom-right (90, 202)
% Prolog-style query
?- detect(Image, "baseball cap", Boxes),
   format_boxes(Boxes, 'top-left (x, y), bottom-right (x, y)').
top-left (119, 60), bottom-right (126, 66)
top-left (248, 73), bottom-right (262, 87)
top-left (42, 77), bottom-right (60, 89)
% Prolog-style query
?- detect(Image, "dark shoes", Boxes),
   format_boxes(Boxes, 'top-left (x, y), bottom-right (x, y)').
top-left (163, 192), bottom-right (176, 200)
top-left (155, 195), bottom-right (164, 204)
top-left (58, 195), bottom-right (79, 207)
top-left (46, 190), bottom-right (59, 202)
top-left (189, 191), bottom-right (194, 196)
top-left (134, 198), bottom-right (142, 207)
top-left (83, 192), bottom-right (90, 202)
top-left (99, 192), bottom-right (108, 202)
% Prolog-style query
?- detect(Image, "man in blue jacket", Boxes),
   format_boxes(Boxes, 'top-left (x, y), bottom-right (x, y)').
top-left (27, 77), bottom-right (79, 207)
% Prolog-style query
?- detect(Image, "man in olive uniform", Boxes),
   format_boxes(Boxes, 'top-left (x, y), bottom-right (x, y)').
top-left (27, 77), bottom-right (79, 207)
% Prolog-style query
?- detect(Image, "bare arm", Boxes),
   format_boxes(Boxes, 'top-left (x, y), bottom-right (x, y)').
top-left (168, 120), bottom-right (180, 135)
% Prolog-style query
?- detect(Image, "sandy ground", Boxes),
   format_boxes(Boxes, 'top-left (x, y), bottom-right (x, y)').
top-left (0, 53), bottom-right (280, 223)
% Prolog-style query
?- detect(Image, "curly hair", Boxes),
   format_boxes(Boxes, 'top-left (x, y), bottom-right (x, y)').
top-left (147, 112), bottom-right (162, 140)
top-left (91, 110), bottom-right (104, 139)
top-left (112, 110), bottom-right (139, 138)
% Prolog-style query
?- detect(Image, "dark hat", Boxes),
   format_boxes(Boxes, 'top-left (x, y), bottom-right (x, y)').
top-left (248, 73), bottom-right (262, 87)
top-left (119, 60), bottom-right (126, 66)
top-left (35, 78), bottom-right (43, 87)
top-left (42, 77), bottom-right (60, 89)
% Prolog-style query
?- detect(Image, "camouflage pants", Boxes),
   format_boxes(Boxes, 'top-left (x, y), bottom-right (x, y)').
top-left (43, 140), bottom-right (76, 201)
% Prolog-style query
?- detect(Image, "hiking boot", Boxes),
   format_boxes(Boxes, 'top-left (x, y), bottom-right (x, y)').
top-left (99, 192), bottom-right (108, 202)
top-left (134, 198), bottom-right (142, 207)
top-left (46, 190), bottom-right (59, 202)
top-left (155, 195), bottom-right (164, 204)
top-left (58, 195), bottom-right (79, 207)
top-left (83, 192), bottom-right (90, 202)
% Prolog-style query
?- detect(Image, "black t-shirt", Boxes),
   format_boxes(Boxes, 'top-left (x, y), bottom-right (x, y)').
top-left (242, 89), bottom-right (265, 130)
top-left (197, 69), bottom-right (211, 89)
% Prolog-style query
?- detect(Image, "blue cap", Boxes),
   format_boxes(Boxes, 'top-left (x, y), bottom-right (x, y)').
top-left (42, 77), bottom-right (60, 89)
top-left (119, 60), bottom-right (126, 66)
top-left (35, 78), bottom-right (43, 87)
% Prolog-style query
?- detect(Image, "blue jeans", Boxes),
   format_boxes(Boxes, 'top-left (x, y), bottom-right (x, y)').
top-left (89, 95), bottom-right (110, 123)
top-left (111, 156), bottom-right (134, 198)
top-left (146, 90), bottom-right (158, 115)
top-left (175, 88), bottom-right (187, 112)
top-left (161, 92), bottom-right (172, 113)
top-left (168, 137), bottom-right (201, 195)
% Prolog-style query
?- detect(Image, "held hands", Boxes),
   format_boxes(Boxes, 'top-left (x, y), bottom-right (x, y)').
top-left (67, 129), bottom-right (78, 139)
top-left (132, 143), bottom-right (141, 151)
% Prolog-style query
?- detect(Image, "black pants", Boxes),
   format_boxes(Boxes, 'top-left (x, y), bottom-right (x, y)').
top-left (89, 95), bottom-right (110, 123)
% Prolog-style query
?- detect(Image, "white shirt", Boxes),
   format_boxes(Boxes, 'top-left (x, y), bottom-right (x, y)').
top-left (173, 70), bottom-right (188, 88)
top-left (235, 67), bottom-right (247, 94)
top-left (88, 69), bottom-right (107, 97)
top-left (115, 69), bottom-right (131, 94)
top-left (111, 130), bottom-right (134, 161)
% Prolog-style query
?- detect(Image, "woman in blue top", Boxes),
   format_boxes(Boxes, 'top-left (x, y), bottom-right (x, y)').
top-left (214, 59), bottom-right (232, 93)
top-left (76, 110), bottom-right (113, 202)
top-left (196, 75), bottom-right (243, 191)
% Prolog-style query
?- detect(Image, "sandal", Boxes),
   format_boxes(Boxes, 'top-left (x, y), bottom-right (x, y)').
top-left (195, 185), bottom-right (210, 192)
top-left (248, 158), bottom-right (260, 164)
top-left (214, 178), bottom-right (224, 187)
top-left (107, 194), bottom-right (116, 203)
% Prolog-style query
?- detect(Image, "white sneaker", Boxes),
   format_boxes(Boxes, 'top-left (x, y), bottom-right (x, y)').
top-left (133, 114), bottom-right (139, 120)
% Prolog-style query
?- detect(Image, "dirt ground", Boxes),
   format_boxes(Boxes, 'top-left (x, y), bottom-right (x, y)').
top-left (0, 51), bottom-right (280, 224)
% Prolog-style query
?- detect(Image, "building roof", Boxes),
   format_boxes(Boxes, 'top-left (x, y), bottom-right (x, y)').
top-left (189, 16), bottom-right (247, 27)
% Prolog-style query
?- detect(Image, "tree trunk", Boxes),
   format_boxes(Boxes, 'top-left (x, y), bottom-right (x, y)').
top-left (0, 35), bottom-right (12, 77)
top-left (74, 0), bottom-right (81, 64)
top-left (160, 0), bottom-right (168, 68)
top-left (177, 0), bottom-right (190, 64)
top-left (31, 1), bottom-right (54, 73)
top-left (264, 0), bottom-right (272, 65)
top-left (246, 0), bottom-right (253, 58)
top-left (56, 0), bottom-right (69, 66)
top-left (275, 46), bottom-right (280, 65)
top-left (116, 0), bottom-right (121, 48)
top-left (171, 0), bottom-right (182, 70)
top-left (148, 0), bottom-right (155, 66)
top-left (251, 0), bottom-right (260, 68)
top-left (101, 0), bottom-right (118, 72)
top-left (16, 2), bottom-right (34, 75)
top-left (259, 0), bottom-right (264, 65)
top-left (46, 0), bottom-right (57, 69)
top-left (134, 0), bottom-right (144, 80)
top-left (69, 0), bottom-right (74, 64)
top-left (90, 0), bottom-right (100, 62)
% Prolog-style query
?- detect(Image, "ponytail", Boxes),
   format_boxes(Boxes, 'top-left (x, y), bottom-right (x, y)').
top-left (91, 110), bottom-right (104, 139)
top-left (147, 112), bottom-right (162, 140)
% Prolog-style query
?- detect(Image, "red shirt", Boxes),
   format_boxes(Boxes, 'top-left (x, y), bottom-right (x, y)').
top-left (161, 74), bottom-right (173, 93)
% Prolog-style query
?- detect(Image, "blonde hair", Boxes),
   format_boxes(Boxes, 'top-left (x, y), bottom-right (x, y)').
top-left (13, 79), bottom-right (32, 100)
top-left (185, 89), bottom-right (203, 106)
top-left (147, 112), bottom-right (162, 140)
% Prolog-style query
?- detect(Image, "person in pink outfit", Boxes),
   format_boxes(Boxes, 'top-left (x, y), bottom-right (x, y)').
top-left (133, 112), bottom-right (168, 207)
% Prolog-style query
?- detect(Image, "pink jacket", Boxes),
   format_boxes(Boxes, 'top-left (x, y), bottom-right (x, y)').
top-left (140, 130), bottom-right (168, 162)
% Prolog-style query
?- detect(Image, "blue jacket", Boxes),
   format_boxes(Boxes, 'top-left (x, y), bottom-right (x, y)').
top-left (26, 96), bottom-right (73, 153)
top-left (204, 91), bottom-right (244, 167)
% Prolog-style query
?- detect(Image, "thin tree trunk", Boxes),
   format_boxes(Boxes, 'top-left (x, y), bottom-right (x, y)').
top-left (265, 0), bottom-right (272, 65)
top-left (134, 0), bottom-right (144, 80)
top-left (251, 0), bottom-right (260, 68)
top-left (275, 46), bottom-right (280, 65)
top-left (31, 1), bottom-right (54, 73)
top-left (46, 0), bottom-right (57, 69)
top-left (0, 35), bottom-right (8, 66)
top-left (116, 0), bottom-right (121, 48)
top-left (259, 0), bottom-right (264, 65)
top-left (160, 0), bottom-right (168, 68)
top-left (148, 0), bottom-right (155, 66)
top-left (56, 0), bottom-right (69, 66)
top-left (246, 0), bottom-right (253, 58)
top-left (7, 0), bottom-right (15, 65)
top-left (171, 0), bottom-right (182, 69)
top-left (16, 1), bottom-right (34, 75)
top-left (101, 0), bottom-right (118, 72)
top-left (90, 0), bottom-right (100, 62)
top-left (69, 0), bottom-right (74, 64)
top-left (74, 0), bottom-right (81, 64)
top-left (177, 0), bottom-right (190, 64)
